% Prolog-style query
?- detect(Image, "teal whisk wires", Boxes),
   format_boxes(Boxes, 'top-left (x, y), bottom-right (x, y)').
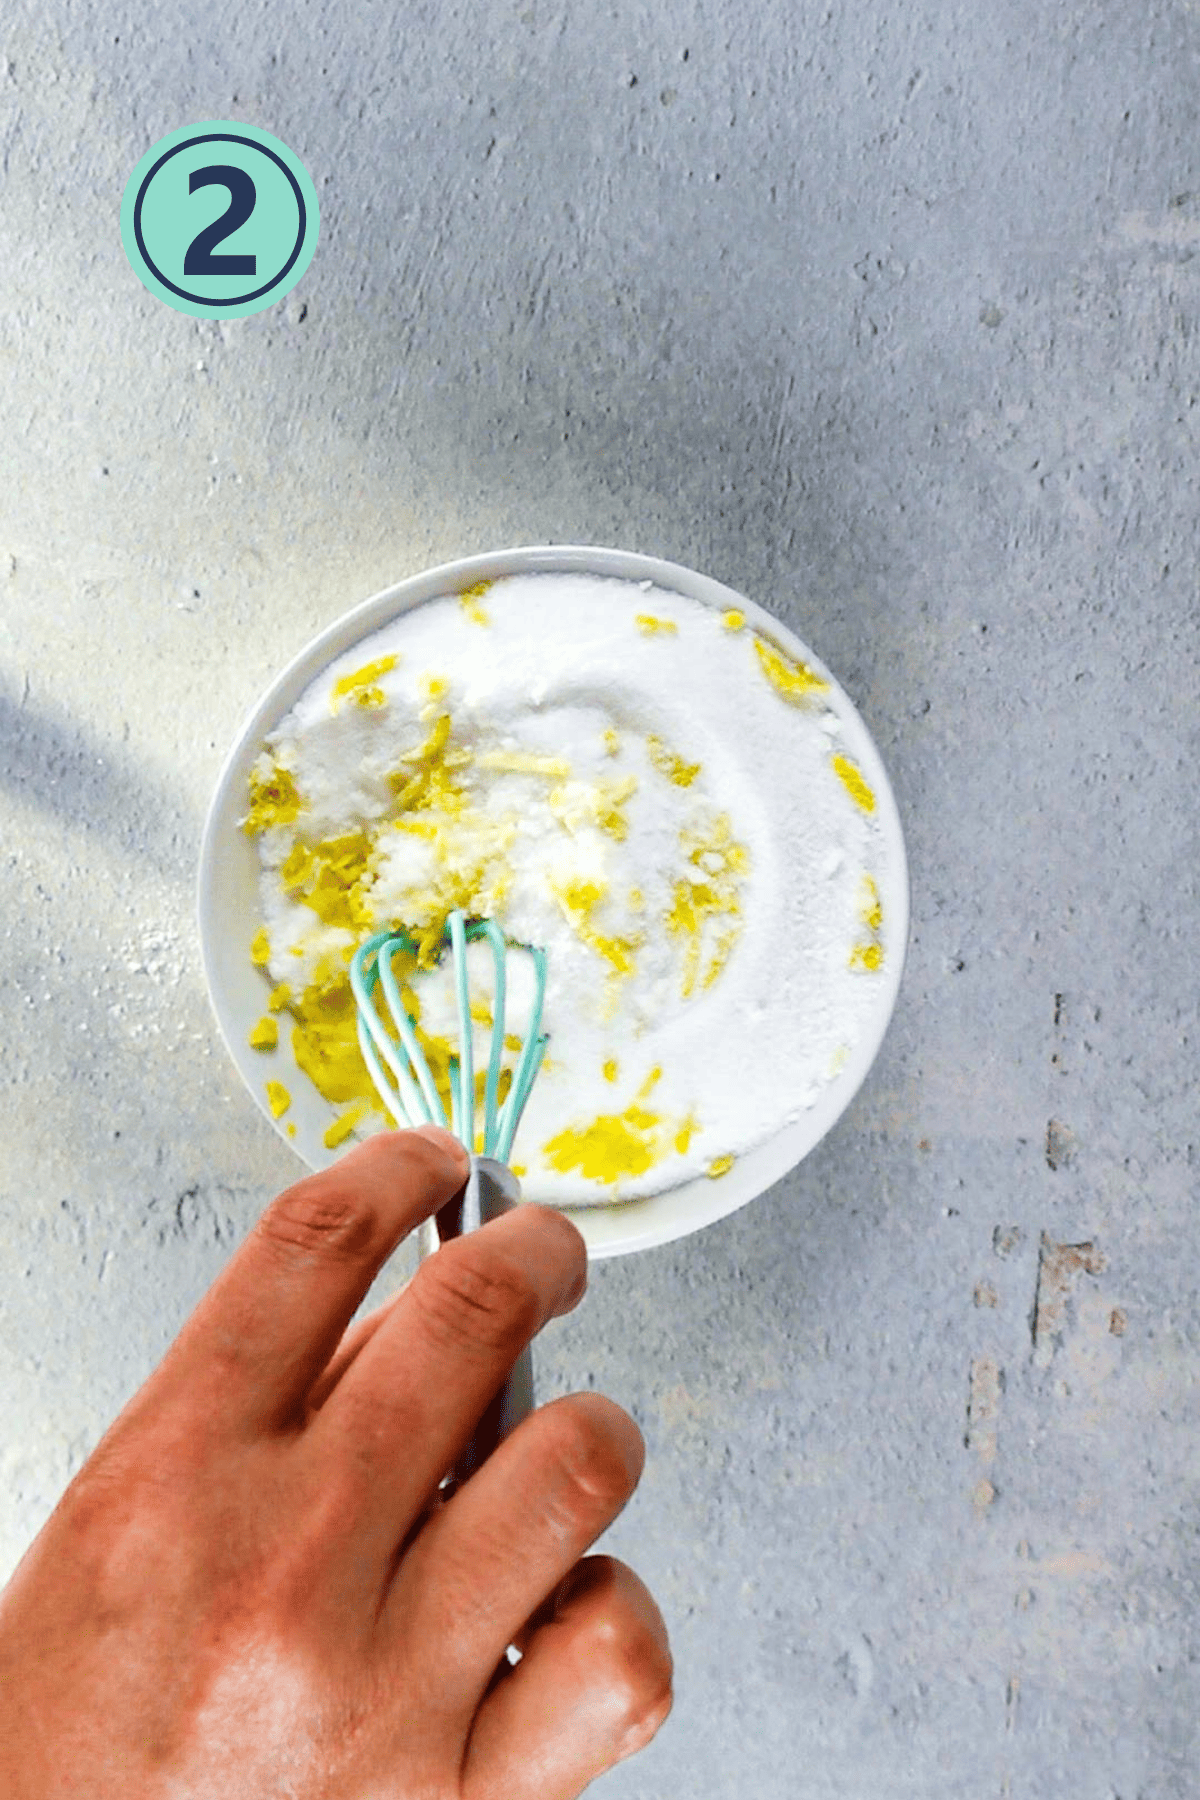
top-left (349, 910), bottom-right (549, 1162)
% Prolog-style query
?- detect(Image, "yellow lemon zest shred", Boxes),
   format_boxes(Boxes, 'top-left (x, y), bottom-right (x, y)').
top-left (849, 942), bottom-right (884, 972)
top-left (635, 614), bottom-right (678, 636)
top-left (636, 1065), bottom-right (663, 1101)
top-left (291, 967), bottom-right (387, 1109)
top-left (265, 1081), bottom-right (291, 1119)
top-left (721, 609), bottom-right (745, 631)
top-left (249, 1017), bottom-right (278, 1050)
top-left (543, 1104), bottom-right (665, 1184)
top-left (646, 734), bottom-right (701, 788)
top-left (753, 635), bottom-right (829, 705)
top-left (324, 1101), bottom-right (370, 1149)
top-left (674, 1112), bottom-right (699, 1154)
top-left (549, 875), bottom-right (643, 978)
top-left (330, 655), bottom-right (397, 714)
top-left (244, 764), bottom-right (305, 837)
top-left (476, 749), bottom-right (572, 778)
top-left (707, 1153), bottom-right (735, 1178)
top-left (281, 841), bottom-right (314, 891)
top-left (250, 927), bottom-right (271, 966)
top-left (287, 831), bottom-right (372, 936)
top-left (832, 755), bottom-right (876, 813)
top-left (664, 813), bottom-right (750, 997)
top-left (459, 581), bottom-right (492, 624)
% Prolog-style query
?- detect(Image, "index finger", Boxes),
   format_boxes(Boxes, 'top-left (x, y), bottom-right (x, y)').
top-left (156, 1127), bottom-right (469, 1435)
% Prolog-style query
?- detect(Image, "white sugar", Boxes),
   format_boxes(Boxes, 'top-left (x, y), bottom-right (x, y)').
top-left (250, 572), bottom-right (891, 1203)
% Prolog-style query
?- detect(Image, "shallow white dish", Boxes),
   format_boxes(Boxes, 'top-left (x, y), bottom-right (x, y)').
top-left (198, 545), bottom-right (910, 1258)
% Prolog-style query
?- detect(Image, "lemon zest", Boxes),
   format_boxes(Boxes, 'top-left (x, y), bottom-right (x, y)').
top-left (249, 1017), bottom-right (278, 1050)
top-left (664, 813), bottom-right (750, 997)
top-left (330, 655), bottom-right (397, 714)
top-left (324, 1100), bottom-right (369, 1149)
top-left (476, 749), bottom-right (572, 778)
top-left (549, 876), bottom-right (643, 978)
top-left (291, 969), bottom-right (385, 1108)
top-left (265, 1080), bottom-right (291, 1119)
top-left (281, 842), bottom-right (314, 892)
top-left (459, 581), bottom-right (492, 625)
top-left (721, 609), bottom-right (745, 631)
top-left (636, 1065), bottom-right (663, 1100)
top-left (543, 1104), bottom-right (665, 1183)
top-left (635, 614), bottom-right (678, 636)
top-left (832, 755), bottom-right (876, 813)
top-left (250, 927), bottom-right (271, 966)
top-left (244, 764), bottom-right (305, 837)
top-left (289, 831), bottom-right (375, 931)
top-left (753, 636), bottom-right (829, 705)
top-left (707, 1153), bottom-right (735, 1178)
top-left (548, 774), bottom-right (638, 843)
top-left (647, 734), bottom-right (701, 788)
top-left (849, 942), bottom-right (884, 972)
top-left (674, 1112), bottom-right (699, 1154)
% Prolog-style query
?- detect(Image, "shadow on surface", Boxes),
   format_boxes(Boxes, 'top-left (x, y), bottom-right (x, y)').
top-left (0, 682), bottom-right (196, 887)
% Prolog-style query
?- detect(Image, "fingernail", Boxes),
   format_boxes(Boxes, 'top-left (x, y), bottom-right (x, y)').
top-left (411, 1123), bottom-right (470, 1175)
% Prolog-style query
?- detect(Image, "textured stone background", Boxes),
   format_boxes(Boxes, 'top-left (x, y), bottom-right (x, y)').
top-left (2, 0), bottom-right (1199, 1794)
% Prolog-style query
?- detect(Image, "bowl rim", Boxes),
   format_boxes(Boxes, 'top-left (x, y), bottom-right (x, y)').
top-left (198, 543), bottom-right (911, 1258)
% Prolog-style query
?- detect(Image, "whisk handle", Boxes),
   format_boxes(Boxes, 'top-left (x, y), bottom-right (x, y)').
top-left (420, 1156), bottom-right (535, 1495)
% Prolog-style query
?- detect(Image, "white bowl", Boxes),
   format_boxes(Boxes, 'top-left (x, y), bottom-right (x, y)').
top-left (198, 545), bottom-right (910, 1259)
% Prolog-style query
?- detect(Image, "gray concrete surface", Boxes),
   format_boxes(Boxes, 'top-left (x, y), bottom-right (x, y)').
top-left (3, 0), bottom-right (1199, 1793)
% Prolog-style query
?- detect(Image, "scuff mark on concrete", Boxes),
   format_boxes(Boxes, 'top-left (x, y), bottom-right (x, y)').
top-left (972, 1476), bottom-right (996, 1516)
top-left (1031, 1235), bottom-right (1106, 1366)
top-left (966, 1356), bottom-right (1003, 1463)
top-left (1044, 1117), bottom-right (1077, 1170)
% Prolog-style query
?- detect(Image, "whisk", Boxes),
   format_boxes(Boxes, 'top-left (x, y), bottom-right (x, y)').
top-left (349, 909), bottom-right (550, 1492)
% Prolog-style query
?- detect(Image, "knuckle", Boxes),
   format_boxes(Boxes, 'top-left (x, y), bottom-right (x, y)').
top-left (584, 1602), bottom-right (674, 1752)
top-left (616, 1677), bottom-right (675, 1760)
top-left (410, 1245), bottom-right (539, 1354)
top-left (544, 1404), bottom-right (641, 1516)
top-left (257, 1179), bottom-right (379, 1262)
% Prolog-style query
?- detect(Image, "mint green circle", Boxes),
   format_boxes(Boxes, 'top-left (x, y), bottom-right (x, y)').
top-left (120, 120), bottom-right (319, 319)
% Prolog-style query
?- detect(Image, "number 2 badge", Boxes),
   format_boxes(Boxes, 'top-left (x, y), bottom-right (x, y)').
top-left (120, 121), bottom-right (320, 319)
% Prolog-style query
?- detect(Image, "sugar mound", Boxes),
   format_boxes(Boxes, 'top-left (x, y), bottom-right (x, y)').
top-left (244, 573), bottom-right (890, 1204)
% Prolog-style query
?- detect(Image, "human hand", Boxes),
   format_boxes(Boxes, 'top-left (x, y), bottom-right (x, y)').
top-left (0, 1127), bottom-right (672, 1798)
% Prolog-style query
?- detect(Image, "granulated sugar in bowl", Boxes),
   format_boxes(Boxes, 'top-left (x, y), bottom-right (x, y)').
top-left (198, 546), bottom-right (910, 1257)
